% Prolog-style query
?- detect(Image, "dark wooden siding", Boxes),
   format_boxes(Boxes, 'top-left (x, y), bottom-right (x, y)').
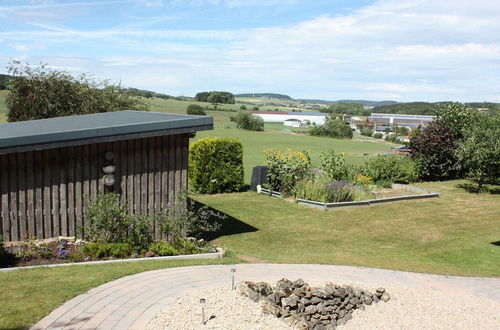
top-left (0, 134), bottom-right (189, 242)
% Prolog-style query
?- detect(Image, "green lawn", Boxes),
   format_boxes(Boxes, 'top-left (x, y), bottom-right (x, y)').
top-left (195, 180), bottom-right (500, 277)
top-left (0, 256), bottom-right (240, 330)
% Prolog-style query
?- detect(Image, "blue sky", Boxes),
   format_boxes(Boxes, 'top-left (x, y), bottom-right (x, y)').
top-left (1, 0), bottom-right (499, 102)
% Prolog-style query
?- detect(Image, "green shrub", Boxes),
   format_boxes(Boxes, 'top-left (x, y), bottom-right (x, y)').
top-left (172, 238), bottom-right (202, 254)
top-left (189, 137), bottom-right (245, 193)
top-left (6, 61), bottom-right (146, 122)
top-left (239, 105), bottom-right (247, 110)
top-left (360, 127), bottom-right (374, 137)
top-left (156, 194), bottom-right (221, 242)
top-left (320, 150), bottom-right (354, 182)
top-left (83, 242), bottom-right (133, 259)
top-left (128, 215), bottom-right (153, 251)
top-left (373, 133), bottom-right (383, 139)
top-left (264, 148), bottom-right (311, 195)
top-left (0, 235), bottom-right (16, 267)
top-left (385, 134), bottom-right (405, 144)
top-left (148, 242), bottom-right (179, 256)
top-left (361, 155), bottom-right (420, 183)
top-left (231, 111), bottom-right (264, 131)
top-left (85, 193), bottom-right (130, 243)
top-left (186, 104), bottom-right (206, 116)
top-left (310, 117), bottom-right (353, 139)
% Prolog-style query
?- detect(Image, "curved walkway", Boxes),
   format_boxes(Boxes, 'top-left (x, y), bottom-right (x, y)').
top-left (32, 264), bottom-right (500, 330)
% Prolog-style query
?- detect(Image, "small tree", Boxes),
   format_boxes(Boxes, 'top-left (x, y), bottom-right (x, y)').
top-left (232, 111), bottom-right (264, 131)
top-left (456, 115), bottom-right (500, 189)
top-left (6, 61), bottom-right (146, 122)
top-left (310, 116), bottom-right (353, 139)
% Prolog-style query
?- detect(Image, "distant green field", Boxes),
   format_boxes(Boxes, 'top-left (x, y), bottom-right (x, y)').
top-left (0, 94), bottom-right (394, 182)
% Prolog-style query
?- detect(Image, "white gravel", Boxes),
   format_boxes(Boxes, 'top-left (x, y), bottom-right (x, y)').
top-left (147, 282), bottom-right (500, 330)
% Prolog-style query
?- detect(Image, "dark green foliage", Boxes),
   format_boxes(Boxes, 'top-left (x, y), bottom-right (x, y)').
top-left (189, 137), bottom-right (244, 193)
top-left (373, 132), bottom-right (383, 139)
top-left (124, 88), bottom-right (174, 99)
top-left (148, 242), bottom-right (179, 256)
top-left (410, 121), bottom-right (460, 180)
top-left (195, 91), bottom-right (235, 104)
top-left (372, 102), bottom-right (438, 115)
top-left (0, 74), bottom-right (11, 90)
top-left (322, 102), bottom-right (370, 116)
top-left (128, 216), bottom-right (154, 251)
top-left (310, 116), bottom-right (353, 139)
top-left (0, 236), bottom-right (16, 267)
top-left (83, 243), bottom-right (133, 259)
top-left (360, 127), bottom-right (374, 137)
top-left (385, 134), bottom-right (405, 144)
top-left (239, 105), bottom-right (247, 110)
top-left (231, 111), bottom-right (264, 131)
top-left (361, 155), bottom-right (420, 184)
top-left (435, 102), bottom-right (478, 139)
top-left (186, 104), bottom-right (206, 115)
top-left (252, 106), bottom-right (259, 110)
top-left (6, 61), bottom-right (146, 122)
top-left (456, 114), bottom-right (500, 188)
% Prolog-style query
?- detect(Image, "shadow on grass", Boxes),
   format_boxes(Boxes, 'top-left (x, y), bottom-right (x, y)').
top-left (191, 200), bottom-right (259, 241)
top-left (456, 182), bottom-right (500, 194)
top-left (491, 241), bottom-right (500, 247)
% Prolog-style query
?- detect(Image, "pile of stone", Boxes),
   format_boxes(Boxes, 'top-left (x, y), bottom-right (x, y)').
top-left (239, 278), bottom-right (390, 330)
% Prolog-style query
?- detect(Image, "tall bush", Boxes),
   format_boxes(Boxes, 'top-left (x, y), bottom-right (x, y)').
top-left (231, 111), bottom-right (264, 131)
top-left (264, 148), bottom-right (311, 195)
top-left (361, 155), bottom-right (420, 184)
top-left (85, 193), bottom-right (130, 243)
top-left (410, 121), bottom-right (460, 180)
top-left (189, 137), bottom-right (244, 193)
top-left (310, 117), bottom-right (353, 139)
top-left (186, 104), bottom-right (206, 116)
top-left (320, 150), bottom-right (354, 181)
top-left (6, 61), bottom-right (146, 122)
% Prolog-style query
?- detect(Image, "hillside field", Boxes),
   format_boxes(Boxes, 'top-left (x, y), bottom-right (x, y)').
top-left (0, 94), bottom-right (394, 182)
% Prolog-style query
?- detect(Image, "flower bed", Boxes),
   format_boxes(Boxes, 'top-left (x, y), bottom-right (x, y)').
top-left (260, 184), bottom-right (439, 210)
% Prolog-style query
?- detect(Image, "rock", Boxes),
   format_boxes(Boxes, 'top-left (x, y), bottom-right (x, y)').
top-left (282, 295), bottom-right (300, 308)
top-left (305, 305), bottom-right (318, 315)
top-left (297, 303), bottom-right (305, 313)
top-left (317, 303), bottom-right (327, 315)
top-left (313, 324), bottom-right (326, 330)
top-left (364, 296), bottom-right (373, 305)
top-left (376, 287), bottom-right (385, 294)
top-left (310, 297), bottom-right (322, 305)
top-left (353, 288), bottom-right (363, 298)
top-left (312, 288), bottom-right (330, 299)
top-left (131, 253), bottom-right (139, 258)
top-left (300, 297), bottom-right (311, 306)
top-left (256, 282), bottom-right (273, 296)
top-left (268, 292), bottom-right (281, 305)
top-left (381, 292), bottom-right (391, 302)
top-left (145, 251), bottom-right (156, 257)
top-left (293, 278), bottom-right (306, 287)
top-left (349, 297), bottom-right (359, 305)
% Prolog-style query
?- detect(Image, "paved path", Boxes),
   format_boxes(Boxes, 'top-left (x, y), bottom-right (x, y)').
top-left (32, 264), bottom-right (500, 330)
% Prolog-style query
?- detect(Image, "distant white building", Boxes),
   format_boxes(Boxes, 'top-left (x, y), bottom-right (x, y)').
top-left (251, 111), bottom-right (327, 126)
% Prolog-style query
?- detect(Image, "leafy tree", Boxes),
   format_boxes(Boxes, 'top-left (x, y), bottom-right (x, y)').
top-left (186, 104), bottom-right (206, 116)
top-left (195, 92), bottom-right (210, 102)
top-left (195, 91), bottom-right (235, 104)
top-left (435, 102), bottom-right (478, 139)
top-left (456, 115), bottom-right (500, 189)
top-left (239, 105), bottom-right (247, 110)
top-left (6, 61), bottom-right (146, 122)
top-left (310, 115), bottom-right (353, 139)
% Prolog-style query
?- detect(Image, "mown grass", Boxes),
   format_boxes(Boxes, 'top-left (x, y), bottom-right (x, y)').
top-left (195, 180), bottom-right (500, 277)
top-left (0, 256), bottom-right (240, 329)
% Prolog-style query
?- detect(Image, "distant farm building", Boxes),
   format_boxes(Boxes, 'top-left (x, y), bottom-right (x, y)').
top-left (252, 111), bottom-right (327, 126)
top-left (350, 113), bottom-right (435, 132)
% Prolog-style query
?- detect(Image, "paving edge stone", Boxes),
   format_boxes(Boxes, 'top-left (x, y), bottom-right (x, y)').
top-left (0, 252), bottom-right (224, 273)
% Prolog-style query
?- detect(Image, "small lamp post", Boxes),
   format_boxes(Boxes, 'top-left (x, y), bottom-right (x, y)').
top-left (231, 268), bottom-right (236, 290)
top-left (200, 298), bottom-right (206, 325)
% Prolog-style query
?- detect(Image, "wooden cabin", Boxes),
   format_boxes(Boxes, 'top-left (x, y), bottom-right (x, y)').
top-left (0, 110), bottom-right (212, 242)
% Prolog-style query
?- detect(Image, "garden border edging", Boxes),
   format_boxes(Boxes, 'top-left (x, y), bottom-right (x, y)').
top-left (260, 185), bottom-right (439, 210)
top-left (0, 251), bottom-right (224, 273)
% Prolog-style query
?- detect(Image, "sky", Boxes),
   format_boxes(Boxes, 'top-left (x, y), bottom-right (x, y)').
top-left (0, 0), bottom-right (499, 102)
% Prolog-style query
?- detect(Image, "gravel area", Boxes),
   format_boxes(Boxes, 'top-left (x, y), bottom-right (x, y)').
top-left (147, 282), bottom-right (500, 330)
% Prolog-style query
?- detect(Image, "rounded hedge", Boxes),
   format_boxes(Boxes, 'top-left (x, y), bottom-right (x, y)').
top-left (189, 137), bottom-right (244, 193)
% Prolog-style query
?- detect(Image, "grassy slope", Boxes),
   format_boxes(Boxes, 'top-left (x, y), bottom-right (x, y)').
top-left (0, 90), bottom-right (7, 122)
top-left (0, 256), bottom-right (240, 330)
top-left (195, 180), bottom-right (500, 277)
top-left (147, 97), bottom-right (394, 181)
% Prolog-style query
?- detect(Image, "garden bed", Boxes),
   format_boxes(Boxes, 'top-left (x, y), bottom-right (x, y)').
top-left (260, 184), bottom-right (439, 210)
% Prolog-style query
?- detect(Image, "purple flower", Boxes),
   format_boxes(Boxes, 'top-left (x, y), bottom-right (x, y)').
top-left (56, 248), bottom-right (71, 259)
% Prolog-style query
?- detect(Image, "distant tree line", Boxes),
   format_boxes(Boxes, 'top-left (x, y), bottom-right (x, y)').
top-left (234, 93), bottom-right (292, 100)
top-left (195, 91), bottom-right (235, 104)
top-left (372, 102), bottom-right (500, 116)
top-left (321, 102), bottom-right (371, 116)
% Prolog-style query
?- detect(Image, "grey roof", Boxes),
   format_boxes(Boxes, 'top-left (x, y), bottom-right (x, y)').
top-left (0, 110), bottom-right (213, 154)
top-left (287, 112), bottom-right (327, 116)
